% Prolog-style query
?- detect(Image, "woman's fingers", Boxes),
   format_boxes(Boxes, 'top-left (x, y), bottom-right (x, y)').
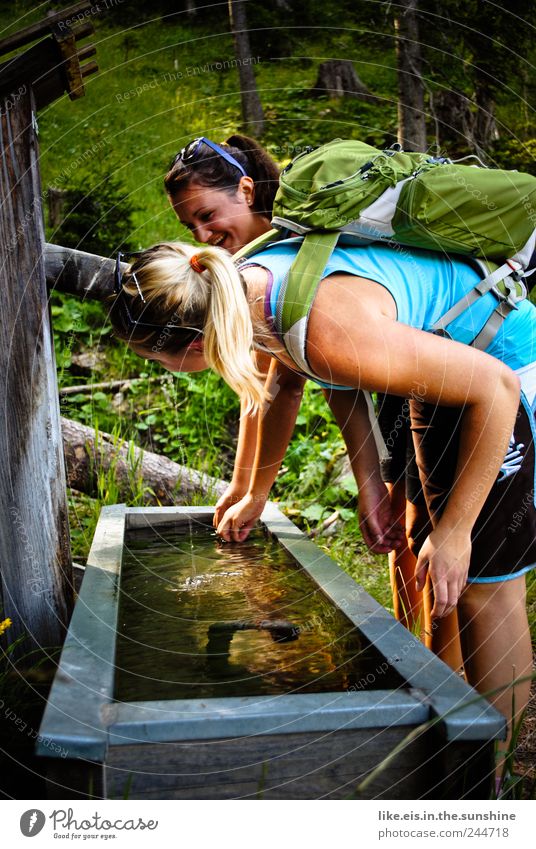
top-left (415, 528), bottom-right (471, 618)
top-left (216, 496), bottom-right (263, 542)
top-left (415, 549), bottom-right (429, 593)
top-left (213, 490), bottom-right (246, 528)
top-left (213, 496), bottom-right (231, 528)
top-left (360, 506), bottom-right (405, 553)
top-left (430, 579), bottom-right (460, 619)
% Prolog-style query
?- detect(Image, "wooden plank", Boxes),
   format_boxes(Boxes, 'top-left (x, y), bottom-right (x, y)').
top-left (105, 727), bottom-right (432, 800)
top-left (0, 32), bottom-right (98, 108)
top-left (0, 90), bottom-right (73, 653)
top-left (0, 2), bottom-right (93, 57)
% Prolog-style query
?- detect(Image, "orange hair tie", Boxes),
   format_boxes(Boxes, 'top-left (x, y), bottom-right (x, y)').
top-left (190, 254), bottom-right (207, 273)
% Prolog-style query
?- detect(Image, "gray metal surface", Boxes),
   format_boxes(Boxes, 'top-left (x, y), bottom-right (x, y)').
top-left (263, 504), bottom-right (505, 742)
top-left (37, 503), bottom-right (505, 761)
top-left (36, 504), bottom-right (125, 759)
top-left (104, 690), bottom-right (428, 745)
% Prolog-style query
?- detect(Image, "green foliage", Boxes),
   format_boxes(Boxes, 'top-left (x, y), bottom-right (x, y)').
top-left (122, 366), bottom-right (240, 479)
top-left (490, 138), bottom-right (536, 175)
top-left (48, 133), bottom-right (138, 255)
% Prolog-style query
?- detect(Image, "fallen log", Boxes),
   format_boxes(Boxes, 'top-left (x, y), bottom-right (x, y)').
top-left (59, 376), bottom-right (166, 395)
top-left (61, 417), bottom-right (228, 505)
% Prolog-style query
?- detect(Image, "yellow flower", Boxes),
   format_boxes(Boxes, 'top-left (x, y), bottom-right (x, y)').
top-left (0, 618), bottom-right (12, 636)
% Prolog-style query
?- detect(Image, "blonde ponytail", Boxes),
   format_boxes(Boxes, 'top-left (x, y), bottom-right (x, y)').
top-left (119, 242), bottom-right (266, 413)
top-left (195, 247), bottom-right (267, 414)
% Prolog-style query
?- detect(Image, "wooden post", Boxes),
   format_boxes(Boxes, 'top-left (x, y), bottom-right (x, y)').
top-left (0, 89), bottom-right (73, 651)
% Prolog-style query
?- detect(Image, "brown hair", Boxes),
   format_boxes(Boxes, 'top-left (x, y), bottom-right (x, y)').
top-left (164, 134), bottom-right (280, 218)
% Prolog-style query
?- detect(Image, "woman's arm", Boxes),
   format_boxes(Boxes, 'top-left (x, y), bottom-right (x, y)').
top-left (217, 358), bottom-right (306, 541)
top-left (213, 349), bottom-right (272, 527)
top-left (326, 389), bottom-right (405, 553)
top-left (218, 374), bottom-right (405, 552)
top-left (307, 273), bottom-right (521, 618)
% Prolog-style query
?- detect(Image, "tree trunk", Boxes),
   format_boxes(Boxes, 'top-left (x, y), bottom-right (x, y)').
top-left (432, 89), bottom-right (475, 151)
top-left (61, 417), bottom-right (227, 505)
top-left (473, 78), bottom-right (498, 157)
top-left (228, 0), bottom-right (265, 137)
top-left (309, 60), bottom-right (381, 103)
top-left (394, 0), bottom-right (427, 151)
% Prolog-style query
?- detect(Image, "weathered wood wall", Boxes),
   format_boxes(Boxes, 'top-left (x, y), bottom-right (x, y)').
top-left (0, 90), bottom-right (73, 650)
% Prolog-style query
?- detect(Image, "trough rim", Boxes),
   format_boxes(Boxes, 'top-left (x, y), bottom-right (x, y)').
top-left (36, 503), bottom-right (505, 761)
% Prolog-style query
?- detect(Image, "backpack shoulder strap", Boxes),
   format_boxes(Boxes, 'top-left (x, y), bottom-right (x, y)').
top-left (233, 228), bottom-right (282, 265)
top-left (430, 257), bottom-right (527, 351)
top-left (274, 231), bottom-right (340, 339)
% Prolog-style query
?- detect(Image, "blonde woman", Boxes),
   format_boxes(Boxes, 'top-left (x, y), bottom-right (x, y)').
top-left (109, 236), bottom-right (535, 779)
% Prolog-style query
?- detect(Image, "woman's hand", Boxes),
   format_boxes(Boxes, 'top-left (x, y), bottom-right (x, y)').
top-left (358, 476), bottom-right (406, 553)
top-left (415, 525), bottom-right (472, 619)
top-left (213, 484), bottom-right (249, 529)
top-left (216, 492), bottom-right (267, 542)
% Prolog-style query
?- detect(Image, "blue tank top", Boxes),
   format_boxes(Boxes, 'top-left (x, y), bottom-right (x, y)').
top-left (243, 237), bottom-right (536, 387)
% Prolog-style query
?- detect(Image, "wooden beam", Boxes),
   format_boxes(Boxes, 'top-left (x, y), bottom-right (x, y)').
top-left (51, 23), bottom-right (85, 101)
top-left (0, 2), bottom-right (93, 57)
top-left (45, 243), bottom-right (122, 301)
top-left (0, 18), bottom-right (97, 107)
top-left (0, 90), bottom-right (73, 654)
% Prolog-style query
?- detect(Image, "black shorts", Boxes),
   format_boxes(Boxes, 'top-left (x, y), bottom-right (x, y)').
top-left (410, 392), bottom-right (536, 583)
top-left (377, 394), bottom-right (424, 505)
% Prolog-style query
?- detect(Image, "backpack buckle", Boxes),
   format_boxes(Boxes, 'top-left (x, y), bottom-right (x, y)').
top-left (506, 258), bottom-right (524, 282)
top-left (492, 273), bottom-right (527, 309)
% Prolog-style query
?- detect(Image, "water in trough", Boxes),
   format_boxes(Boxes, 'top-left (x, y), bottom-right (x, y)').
top-left (114, 521), bottom-right (405, 701)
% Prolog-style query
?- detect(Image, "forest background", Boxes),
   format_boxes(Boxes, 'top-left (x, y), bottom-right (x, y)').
top-left (1, 0), bottom-right (535, 629)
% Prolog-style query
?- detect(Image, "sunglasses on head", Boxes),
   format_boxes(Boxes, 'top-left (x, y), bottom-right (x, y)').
top-left (173, 137), bottom-right (247, 177)
top-left (113, 251), bottom-right (203, 347)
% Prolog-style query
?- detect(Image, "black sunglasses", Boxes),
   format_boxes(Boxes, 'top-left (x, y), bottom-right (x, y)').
top-left (173, 136), bottom-right (247, 176)
top-left (113, 252), bottom-right (203, 346)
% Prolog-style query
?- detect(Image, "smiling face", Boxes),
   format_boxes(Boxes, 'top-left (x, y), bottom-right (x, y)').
top-left (131, 339), bottom-right (209, 373)
top-left (170, 178), bottom-right (270, 253)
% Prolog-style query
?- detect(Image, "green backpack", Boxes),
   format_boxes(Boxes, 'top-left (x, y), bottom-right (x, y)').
top-left (235, 138), bottom-right (536, 353)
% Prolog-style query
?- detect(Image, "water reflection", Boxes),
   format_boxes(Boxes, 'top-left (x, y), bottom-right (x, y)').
top-left (114, 521), bottom-right (403, 701)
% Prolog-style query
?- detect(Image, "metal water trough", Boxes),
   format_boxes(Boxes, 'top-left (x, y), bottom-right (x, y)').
top-left (37, 504), bottom-right (504, 799)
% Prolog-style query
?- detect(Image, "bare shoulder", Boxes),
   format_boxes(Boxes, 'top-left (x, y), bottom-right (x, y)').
top-left (313, 272), bottom-right (397, 320)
